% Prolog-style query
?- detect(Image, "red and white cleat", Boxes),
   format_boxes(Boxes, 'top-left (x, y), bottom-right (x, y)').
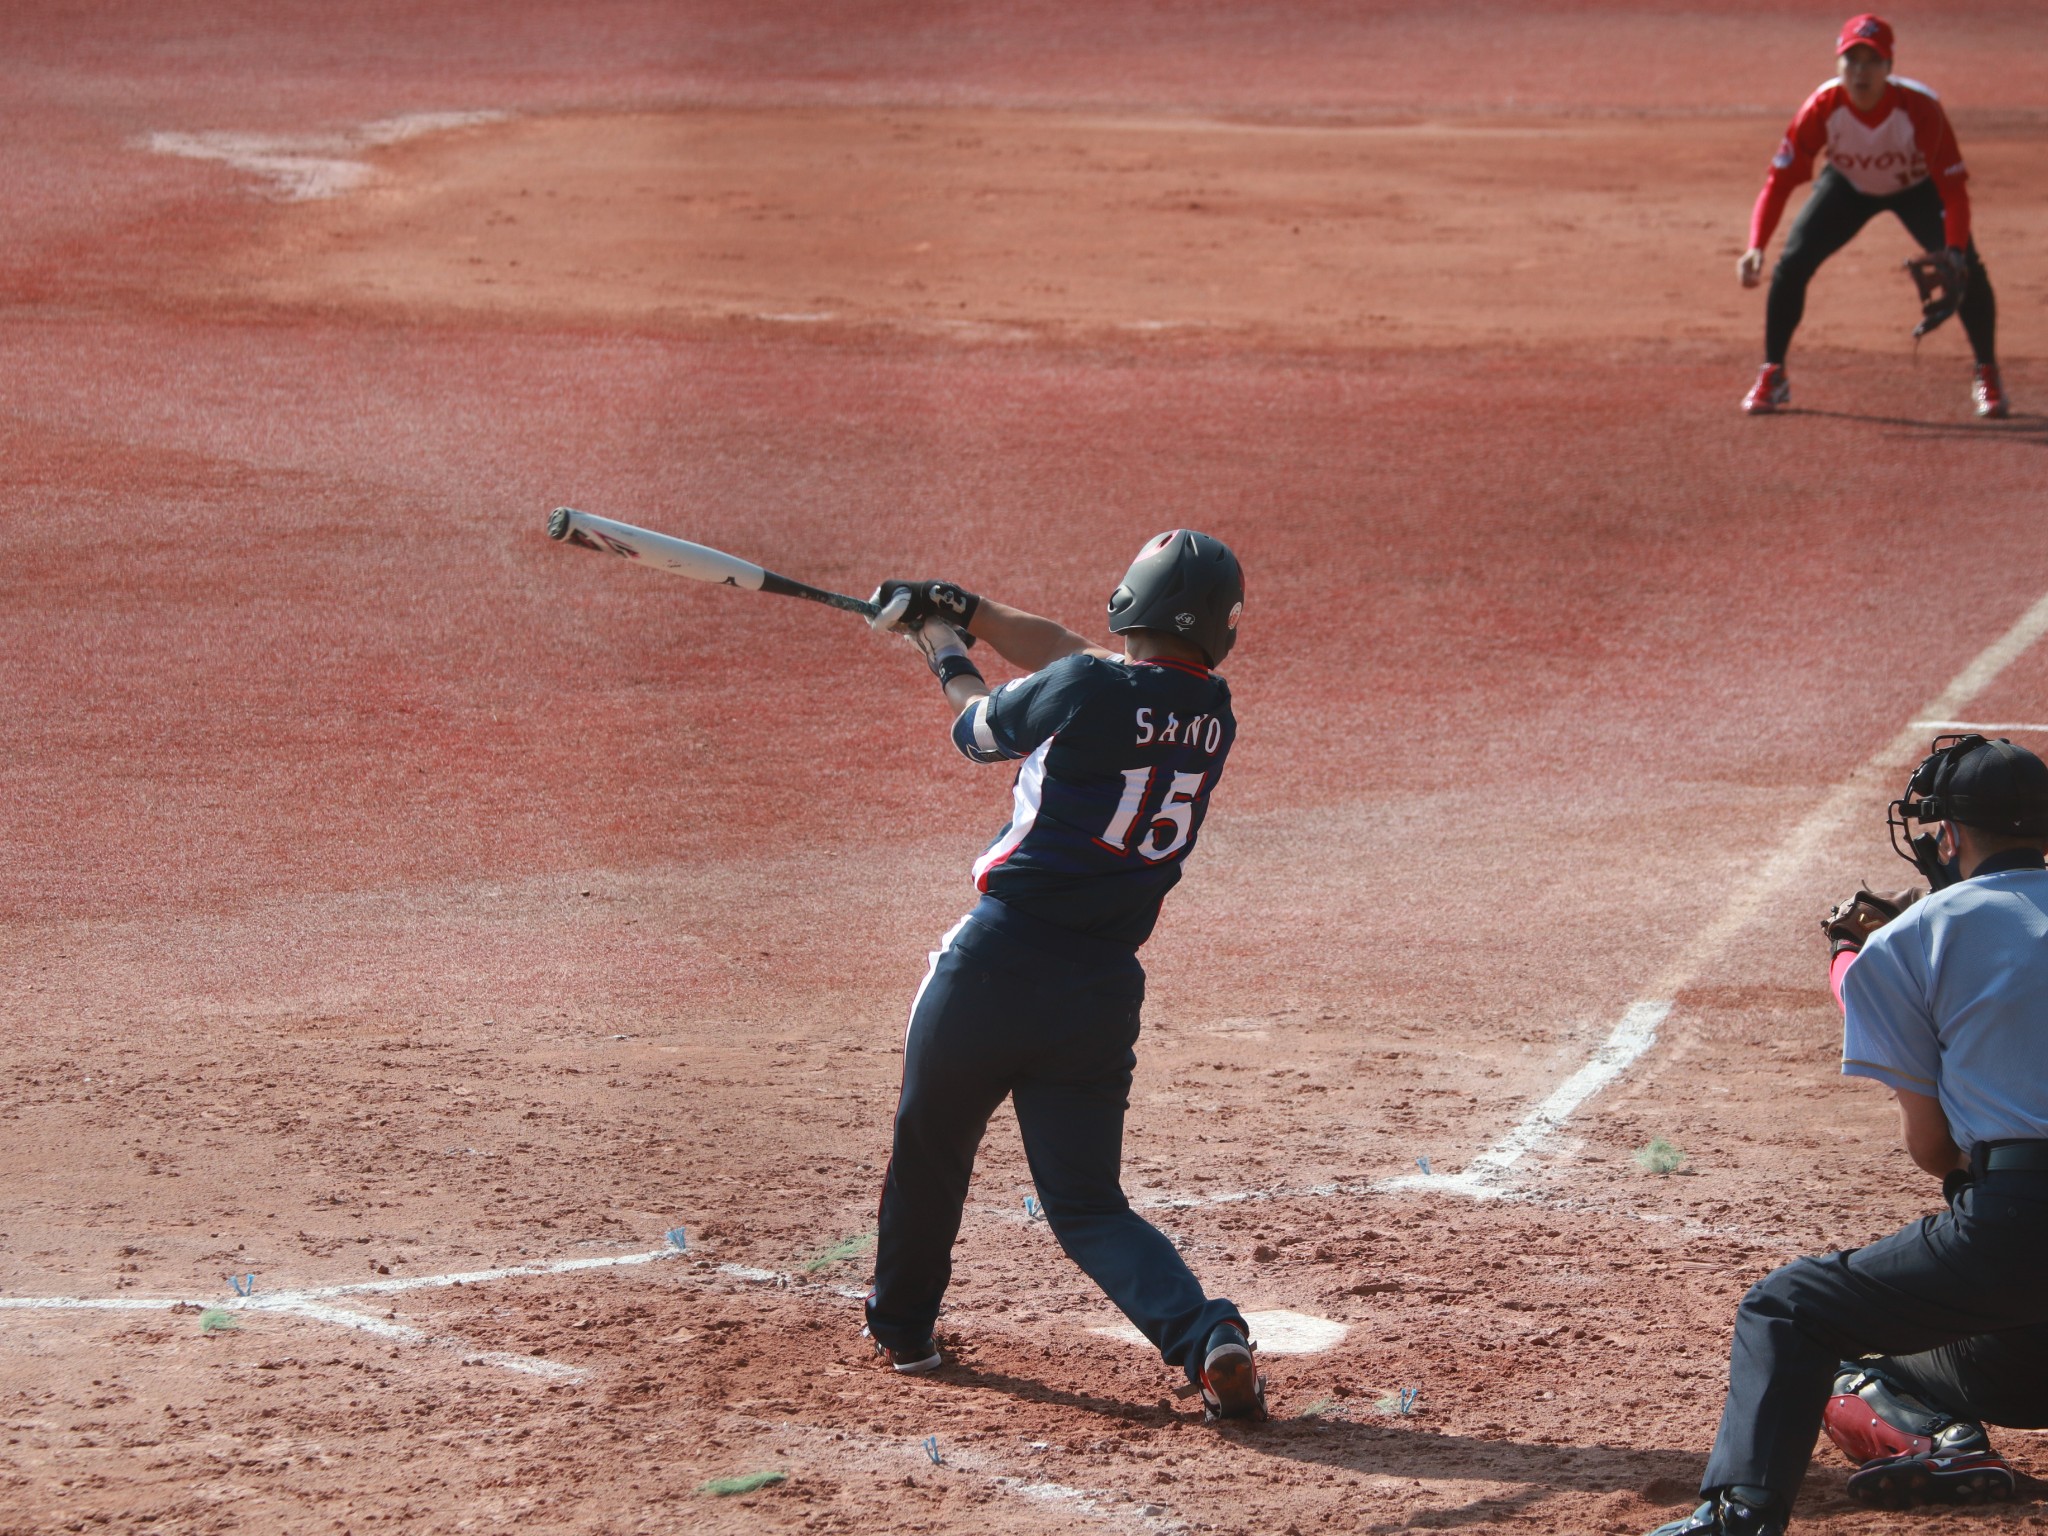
top-left (1742, 363), bottom-right (1790, 415)
top-left (1974, 364), bottom-right (2010, 419)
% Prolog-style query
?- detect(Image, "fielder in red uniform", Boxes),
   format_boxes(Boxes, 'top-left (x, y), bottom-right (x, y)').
top-left (1737, 15), bottom-right (2008, 419)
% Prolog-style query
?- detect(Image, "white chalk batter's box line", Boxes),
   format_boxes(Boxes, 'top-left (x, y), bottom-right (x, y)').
top-left (0, 1161), bottom-right (1766, 1388)
top-left (736, 1410), bottom-right (1191, 1536)
top-left (0, 1244), bottom-right (705, 1380)
top-left (0, 1223), bottom-right (1356, 1383)
top-left (143, 112), bottom-right (508, 201)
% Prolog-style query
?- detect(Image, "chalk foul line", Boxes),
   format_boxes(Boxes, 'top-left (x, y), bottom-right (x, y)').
top-left (1389, 588), bottom-right (2048, 1200)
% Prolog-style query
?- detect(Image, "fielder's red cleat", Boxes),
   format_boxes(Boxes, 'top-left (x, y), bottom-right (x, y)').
top-left (1743, 363), bottom-right (1790, 415)
top-left (1974, 364), bottom-right (2010, 419)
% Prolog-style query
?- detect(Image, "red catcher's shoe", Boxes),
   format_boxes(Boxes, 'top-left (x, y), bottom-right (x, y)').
top-left (1974, 364), bottom-right (2010, 419)
top-left (1743, 363), bottom-right (1790, 415)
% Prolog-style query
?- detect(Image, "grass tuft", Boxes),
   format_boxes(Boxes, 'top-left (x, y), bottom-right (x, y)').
top-left (199, 1308), bottom-right (239, 1333)
top-left (801, 1230), bottom-right (876, 1274)
top-left (699, 1470), bottom-right (788, 1497)
top-left (1635, 1136), bottom-right (1687, 1175)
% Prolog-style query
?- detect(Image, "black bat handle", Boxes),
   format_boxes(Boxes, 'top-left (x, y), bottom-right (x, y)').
top-left (759, 571), bottom-right (879, 619)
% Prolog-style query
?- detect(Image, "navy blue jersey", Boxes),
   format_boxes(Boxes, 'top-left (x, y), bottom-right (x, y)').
top-left (949, 653), bottom-right (1235, 947)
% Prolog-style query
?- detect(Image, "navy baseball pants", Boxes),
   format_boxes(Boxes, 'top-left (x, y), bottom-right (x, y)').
top-left (1700, 1160), bottom-right (2048, 1499)
top-left (1766, 165), bottom-right (1997, 366)
top-left (865, 896), bottom-right (1242, 1382)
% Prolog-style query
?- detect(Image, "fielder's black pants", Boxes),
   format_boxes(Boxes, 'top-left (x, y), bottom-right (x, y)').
top-left (1700, 1161), bottom-right (2048, 1501)
top-left (866, 896), bottom-right (1242, 1382)
top-left (1766, 165), bottom-right (1997, 367)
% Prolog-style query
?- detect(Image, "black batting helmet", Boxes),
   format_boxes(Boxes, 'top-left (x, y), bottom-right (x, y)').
top-left (1889, 734), bottom-right (2048, 885)
top-left (1106, 530), bottom-right (1244, 666)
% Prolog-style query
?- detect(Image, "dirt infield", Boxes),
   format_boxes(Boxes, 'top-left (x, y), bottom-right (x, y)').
top-left (5, 4), bottom-right (2047, 1534)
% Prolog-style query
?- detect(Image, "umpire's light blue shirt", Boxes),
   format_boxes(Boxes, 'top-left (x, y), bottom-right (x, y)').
top-left (1842, 855), bottom-right (2048, 1150)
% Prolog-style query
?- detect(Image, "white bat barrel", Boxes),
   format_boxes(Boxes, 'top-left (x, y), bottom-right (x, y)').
top-left (547, 507), bottom-right (767, 591)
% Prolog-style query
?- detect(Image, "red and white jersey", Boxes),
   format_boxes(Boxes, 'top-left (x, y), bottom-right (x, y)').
top-left (1749, 78), bottom-right (1971, 250)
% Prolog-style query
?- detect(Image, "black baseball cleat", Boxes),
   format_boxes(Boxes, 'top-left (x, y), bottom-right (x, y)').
top-left (864, 1327), bottom-right (942, 1375)
top-left (1643, 1486), bottom-right (1785, 1536)
top-left (1197, 1320), bottom-right (1268, 1422)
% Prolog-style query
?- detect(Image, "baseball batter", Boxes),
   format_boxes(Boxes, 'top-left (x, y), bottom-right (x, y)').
top-left (1737, 14), bottom-right (2008, 419)
top-left (1646, 735), bottom-right (2048, 1536)
top-left (857, 531), bottom-right (1267, 1422)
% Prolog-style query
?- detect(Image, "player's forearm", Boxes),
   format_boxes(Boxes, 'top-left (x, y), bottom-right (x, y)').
top-left (1939, 178), bottom-right (1971, 251)
top-left (1748, 176), bottom-right (1792, 253)
top-left (966, 598), bottom-right (1094, 672)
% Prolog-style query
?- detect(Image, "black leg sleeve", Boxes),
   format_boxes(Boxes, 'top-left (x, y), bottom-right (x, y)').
top-left (1957, 250), bottom-right (1998, 367)
top-left (1766, 168), bottom-right (1880, 366)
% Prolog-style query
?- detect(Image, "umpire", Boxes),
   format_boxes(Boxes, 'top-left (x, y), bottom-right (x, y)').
top-left (1650, 734), bottom-right (2048, 1536)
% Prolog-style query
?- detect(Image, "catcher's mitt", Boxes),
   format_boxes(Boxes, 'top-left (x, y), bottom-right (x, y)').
top-left (1904, 249), bottom-right (1968, 340)
top-left (1821, 886), bottom-right (1923, 955)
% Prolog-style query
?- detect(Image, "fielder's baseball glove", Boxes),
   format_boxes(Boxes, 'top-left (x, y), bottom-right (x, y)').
top-left (1904, 250), bottom-right (1968, 340)
top-left (1821, 886), bottom-right (1923, 955)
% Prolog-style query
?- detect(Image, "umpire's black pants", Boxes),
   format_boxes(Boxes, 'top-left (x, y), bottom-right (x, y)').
top-left (1766, 165), bottom-right (1997, 366)
top-left (865, 896), bottom-right (1242, 1382)
top-left (1701, 1160), bottom-right (2048, 1500)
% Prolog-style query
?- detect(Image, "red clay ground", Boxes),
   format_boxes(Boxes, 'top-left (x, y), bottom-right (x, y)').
top-left (4, 4), bottom-right (2047, 1533)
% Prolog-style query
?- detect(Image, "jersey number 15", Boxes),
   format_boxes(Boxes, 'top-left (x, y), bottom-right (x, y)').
top-left (1096, 768), bottom-right (1210, 862)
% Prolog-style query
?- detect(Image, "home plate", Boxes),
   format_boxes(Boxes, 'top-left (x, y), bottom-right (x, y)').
top-left (1091, 1309), bottom-right (1347, 1355)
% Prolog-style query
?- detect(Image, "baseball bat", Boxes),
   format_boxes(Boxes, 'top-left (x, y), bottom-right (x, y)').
top-left (546, 507), bottom-right (878, 621)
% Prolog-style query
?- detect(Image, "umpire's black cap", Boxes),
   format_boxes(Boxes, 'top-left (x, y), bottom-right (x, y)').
top-left (1940, 737), bottom-right (2048, 837)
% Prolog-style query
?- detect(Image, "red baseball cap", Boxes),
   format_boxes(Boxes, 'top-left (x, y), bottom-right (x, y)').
top-left (1837, 14), bottom-right (1894, 60)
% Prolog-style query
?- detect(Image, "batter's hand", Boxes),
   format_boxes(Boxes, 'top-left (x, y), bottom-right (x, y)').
top-left (1737, 248), bottom-right (1765, 288)
top-left (869, 579), bottom-right (981, 643)
top-left (870, 581), bottom-right (917, 634)
top-left (1820, 886), bottom-right (1922, 956)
